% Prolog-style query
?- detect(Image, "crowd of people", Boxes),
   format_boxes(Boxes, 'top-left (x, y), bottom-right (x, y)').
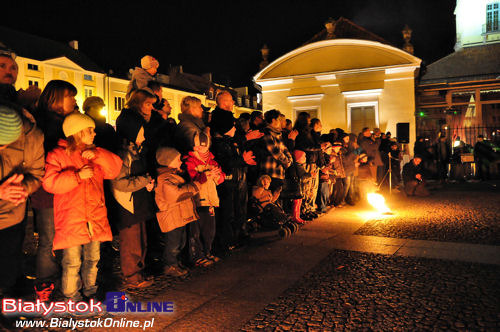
top-left (0, 53), bottom-right (430, 303)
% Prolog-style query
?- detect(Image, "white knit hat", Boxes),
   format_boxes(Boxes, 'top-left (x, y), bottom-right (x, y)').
top-left (141, 55), bottom-right (159, 70)
top-left (62, 113), bottom-right (95, 137)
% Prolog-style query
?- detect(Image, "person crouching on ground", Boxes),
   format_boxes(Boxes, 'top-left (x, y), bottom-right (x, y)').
top-left (185, 132), bottom-right (225, 267)
top-left (155, 147), bottom-right (199, 277)
top-left (402, 155), bottom-right (430, 197)
top-left (43, 113), bottom-right (122, 301)
top-left (252, 175), bottom-right (294, 228)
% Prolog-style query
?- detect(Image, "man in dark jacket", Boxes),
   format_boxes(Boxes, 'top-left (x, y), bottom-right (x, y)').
top-left (359, 127), bottom-right (382, 183)
top-left (434, 135), bottom-right (451, 183)
top-left (0, 54), bottom-right (41, 112)
top-left (210, 111), bottom-right (256, 253)
top-left (474, 135), bottom-right (492, 181)
top-left (402, 156), bottom-right (429, 196)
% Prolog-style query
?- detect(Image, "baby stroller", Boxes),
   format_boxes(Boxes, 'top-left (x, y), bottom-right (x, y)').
top-left (247, 196), bottom-right (299, 238)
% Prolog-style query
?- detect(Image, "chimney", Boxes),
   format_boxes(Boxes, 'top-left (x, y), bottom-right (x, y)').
top-left (69, 40), bottom-right (79, 50)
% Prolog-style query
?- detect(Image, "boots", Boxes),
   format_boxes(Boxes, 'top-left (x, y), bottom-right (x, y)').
top-left (292, 199), bottom-right (306, 224)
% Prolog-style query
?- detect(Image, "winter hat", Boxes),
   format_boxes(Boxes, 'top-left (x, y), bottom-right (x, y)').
top-left (116, 109), bottom-right (144, 143)
top-left (62, 113), bottom-right (95, 137)
top-left (141, 55), bottom-right (159, 71)
top-left (82, 96), bottom-right (105, 113)
top-left (210, 109), bottom-right (235, 135)
top-left (293, 149), bottom-right (306, 161)
top-left (0, 105), bottom-right (22, 145)
top-left (156, 147), bottom-right (181, 167)
top-left (193, 131), bottom-right (210, 147)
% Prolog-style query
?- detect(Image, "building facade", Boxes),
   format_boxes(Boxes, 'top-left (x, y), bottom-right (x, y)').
top-left (254, 21), bottom-right (421, 150)
top-left (416, 0), bottom-right (500, 145)
top-left (1, 26), bottom-right (259, 125)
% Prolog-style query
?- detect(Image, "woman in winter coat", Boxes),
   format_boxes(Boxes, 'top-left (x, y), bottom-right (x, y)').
top-left (43, 113), bottom-right (122, 300)
top-left (112, 100), bottom-right (156, 289)
top-left (155, 147), bottom-right (199, 277)
top-left (31, 80), bottom-right (79, 298)
top-left (175, 96), bottom-right (207, 155)
top-left (185, 132), bottom-right (225, 266)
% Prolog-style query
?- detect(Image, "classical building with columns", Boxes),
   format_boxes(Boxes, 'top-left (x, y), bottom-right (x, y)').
top-left (254, 17), bottom-right (421, 150)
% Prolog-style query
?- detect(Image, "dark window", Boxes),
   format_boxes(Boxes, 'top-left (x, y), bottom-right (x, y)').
top-left (84, 74), bottom-right (93, 81)
top-left (114, 96), bottom-right (125, 111)
top-left (27, 63), bottom-right (39, 71)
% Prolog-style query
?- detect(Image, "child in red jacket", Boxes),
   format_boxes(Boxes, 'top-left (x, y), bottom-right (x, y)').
top-left (43, 113), bottom-right (122, 301)
top-left (185, 132), bottom-right (225, 266)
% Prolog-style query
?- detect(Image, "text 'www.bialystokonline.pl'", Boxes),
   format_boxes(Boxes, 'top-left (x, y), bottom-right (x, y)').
top-left (15, 317), bottom-right (155, 330)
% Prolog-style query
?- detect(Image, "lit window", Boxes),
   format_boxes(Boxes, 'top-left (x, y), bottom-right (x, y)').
top-left (84, 74), bottom-right (93, 81)
top-left (486, 3), bottom-right (499, 32)
top-left (84, 87), bottom-right (94, 98)
top-left (114, 96), bottom-right (125, 111)
top-left (27, 63), bottom-right (39, 71)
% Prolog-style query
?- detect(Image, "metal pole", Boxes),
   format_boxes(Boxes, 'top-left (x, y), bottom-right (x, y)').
top-left (389, 153), bottom-right (392, 195)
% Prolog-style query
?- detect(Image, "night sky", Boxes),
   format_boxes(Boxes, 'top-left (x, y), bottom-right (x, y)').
top-left (5, 0), bottom-right (456, 88)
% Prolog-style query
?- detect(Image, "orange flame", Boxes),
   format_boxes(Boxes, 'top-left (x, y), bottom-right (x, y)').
top-left (367, 193), bottom-right (390, 213)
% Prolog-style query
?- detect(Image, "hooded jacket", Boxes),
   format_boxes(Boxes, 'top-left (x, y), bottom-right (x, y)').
top-left (0, 112), bottom-right (45, 230)
top-left (43, 140), bottom-right (122, 250)
top-left (155, 167), bottom-right (199, 233)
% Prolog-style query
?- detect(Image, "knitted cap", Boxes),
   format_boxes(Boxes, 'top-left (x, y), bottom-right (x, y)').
top-left (141, 55), bottom-right (159, 70)
top-left (210, 109), bottom-right (235, 135)
top-left (0, 105), bottom-right (22, 145)
top-left (156, 147), bottom-right (181, 167)
top-left (62, 113), bottom-right (95, 137)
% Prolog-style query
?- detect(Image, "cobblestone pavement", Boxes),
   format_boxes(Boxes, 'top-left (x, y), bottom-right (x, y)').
top-left (241, 250), bottom-right (500, 331)
top-left (3, 182), bottom-right (500, 331)
top-left (355, 181), bottom-right (500, 245)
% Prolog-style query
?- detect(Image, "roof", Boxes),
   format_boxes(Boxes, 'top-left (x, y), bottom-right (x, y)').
top-left (420, 43), bottom-right (500, 84)
top-left (254, 39), bottom-right (421, 81)
top-left (0, 26), bottom-right (103, 73)
top-left (305, 17), bottom-right (391, 46)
